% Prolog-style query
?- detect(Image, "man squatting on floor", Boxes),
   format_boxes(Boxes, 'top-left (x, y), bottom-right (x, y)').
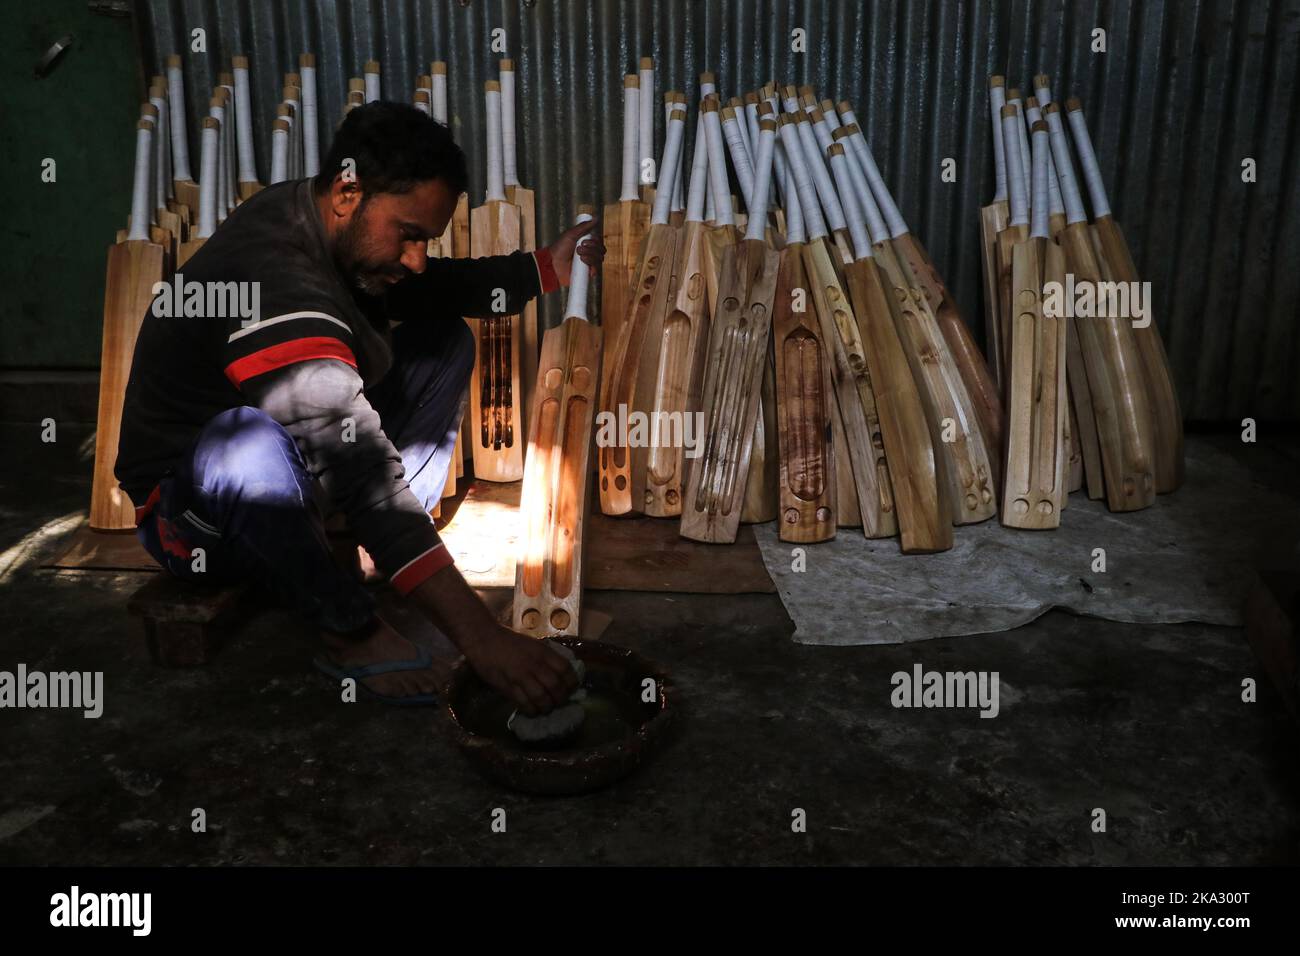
top-left (115, 102), bottom-right (600, 710)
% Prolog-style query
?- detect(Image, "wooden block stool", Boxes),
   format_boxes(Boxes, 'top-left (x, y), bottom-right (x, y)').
top-left (127, 574), bottom-right (255, 667)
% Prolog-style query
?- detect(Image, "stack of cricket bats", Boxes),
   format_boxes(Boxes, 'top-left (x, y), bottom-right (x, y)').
top-left (981, 75), bottom-right (1184, 527)
top-left (599, 72), bottom-right (1007, 555)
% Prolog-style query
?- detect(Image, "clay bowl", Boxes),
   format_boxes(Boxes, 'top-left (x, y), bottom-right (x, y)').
top-left (444, 638), bottom-right (675, 796)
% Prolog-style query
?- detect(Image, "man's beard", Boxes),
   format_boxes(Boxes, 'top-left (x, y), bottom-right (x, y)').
top-left (332, 202), bottom-right (404, 296)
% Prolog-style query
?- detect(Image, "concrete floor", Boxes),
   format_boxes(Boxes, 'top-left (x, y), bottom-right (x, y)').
top-left (0, 421), bottom-right (1296, 865)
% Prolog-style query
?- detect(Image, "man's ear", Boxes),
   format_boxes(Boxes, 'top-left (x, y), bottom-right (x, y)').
top-left (329, 174), bottom-right (364, 221)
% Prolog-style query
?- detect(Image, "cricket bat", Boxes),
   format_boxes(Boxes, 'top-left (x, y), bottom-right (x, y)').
top-left (780, 112), bottom-right (897, 540)
top-left (1066, 97), bottom-right (1184, 493)
top-left (499, 58), bottom-right (539, 429)
top-left (164, 55), bottom-right (200, 220)
top-left (600, 75), bottom-right (652, 391)
top-left (230, 56), bottom-right (262, 198)
top-left (629, 103), bottom-right (700, 517)
top-left (638, 57), bottom-right (656, 206)
top-left (268, 116), bottom-right (290, 185)
top-left (468, 80), bottom-right (525, 482)
top-left (720, 99), bottom-right (779, 523)
top-left (1042, 102), bottom-right (1155, 512)
top-left (1001, 120), bottom-right (1068, 528)
top-left (700, 95), bottom-right (740, 316)
top-left (145, 86), bottom-right (184, 260)
top-left (598, 104), bottom-right (680, 515)
top-left (177, 117), bottom-right (219, 267)
top-left (981, 77), bottom-right (1010, 388)
top-left (828, 143), bottom-right (950, 552)
top-left (832, 100), bottom-right (1003, 496)
top-left (515, 208), bottom-right (602, 638)
top-left (91, 120), bottom-right (167, 530)
top-left (679, 116), bottom-right (782, 544)
top-left (771, 161), bottom-right (837, 543)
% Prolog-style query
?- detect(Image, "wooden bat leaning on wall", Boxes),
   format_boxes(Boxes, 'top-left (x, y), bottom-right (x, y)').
top-left (837, 101), bottom-right (1005, 481)
top-left (514, 208), bottom-right (602, 638)
top-left (1002, 119), bottom-right (1068, 529)
top-left (467, 80), bottom-right (525, 482)
top-left (1065, 97), bottom-right (1184, 494)
top-left (771, 148), bottom-right (837, 543)
top-left (827, 142), bottom-right (951, 552)
top-left (601, 75), bottom-right (652, 394)
top-left (630, 100), bottom-right (701, 518)
top-left (679, 115), bottom-right (782, 544)
top-left (1043, 102), bottom-right (1155, 512)
top-left (598, 103), bottom-right (683, 515)
top-left (779, 112), bottom-right (897, 540)
top-left (91, 120), bottom-right (167, 531)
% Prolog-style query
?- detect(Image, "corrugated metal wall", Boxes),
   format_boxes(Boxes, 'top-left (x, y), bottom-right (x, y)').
top-left (134, 0), bottom-right (1300, 422)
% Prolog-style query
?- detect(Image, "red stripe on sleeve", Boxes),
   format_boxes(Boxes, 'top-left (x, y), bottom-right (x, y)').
top-left (390, 543), bottom-right (455, 595)
top-left (533, 248), bottom-right (560, 295)
top-left (224, 337), bottom-right (358, 389)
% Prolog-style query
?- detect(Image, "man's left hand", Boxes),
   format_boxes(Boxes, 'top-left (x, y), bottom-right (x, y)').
top-left (546, 218), bottom-right (605, 287)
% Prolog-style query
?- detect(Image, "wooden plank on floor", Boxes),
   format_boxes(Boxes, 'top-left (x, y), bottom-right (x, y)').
top-left (48, 477), bottom-right (776, 595)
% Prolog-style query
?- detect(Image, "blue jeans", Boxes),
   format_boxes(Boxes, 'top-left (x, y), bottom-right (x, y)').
top-left (136, 320), bottom-right (473, 633)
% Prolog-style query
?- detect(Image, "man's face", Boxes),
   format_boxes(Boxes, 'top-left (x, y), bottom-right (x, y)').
top-left (328, 177), bottom-right (460, 296)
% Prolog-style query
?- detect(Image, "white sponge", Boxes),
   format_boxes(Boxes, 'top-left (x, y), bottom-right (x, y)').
top-left (507, 641), bottom-right (588, 744)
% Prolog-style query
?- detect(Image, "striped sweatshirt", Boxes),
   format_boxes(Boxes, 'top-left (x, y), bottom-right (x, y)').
top-left (115, 179), bottom-right (558, 594)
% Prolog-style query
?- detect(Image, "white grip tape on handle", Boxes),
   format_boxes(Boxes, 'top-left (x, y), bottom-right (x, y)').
top-left (700, 80), bottom-right (718, 221)
top-left (652, 107), bottom-right (686, 225)
top-left (1008, 98), bottom-right (1031, 196)
top-left (128, 124), bottom-right (153, 240)
top-left (842, 137), bottom-right (890, 245)
top-left (1030, 125), bottom-right (1050, 239)
top-left (722, 112), bottom-right (755, 212)
top-left (501, 65), bottom-right (519, 187)
top-left (146, 102), bottom-right (166, 214)
top-left (233, 65), bottom-right (259, 182)
top-left (300, 66), bottom-right (319, 177)
top-left (667, 99), bottom-right (684, 211)
top-left (620, 84), bottom-right (639, 201)
top-left (166, 63), bottom-right (192, 181)
top-left (1002, 111), bottom-right (1029, 227)
top-left (210, 105), bottom-right (228, 221)
top-left (269, 123), bottom-right (288, 185)
top-left (781, 156), bottom-right (805, 245)
top-left (989, 84), bottom-right (1008, 202)
top-left (198, 124), bottom-right (220, 237)
top-left (686, 107), bottom-right (709, 222)
top-left (1066, 104), bottom-right (1111, 218)
top-left (795, 119), bottom-right (846, 233)
top-left (221, 85), bottom-right (237, 208)
top-left (1024, 101), bottom-right (1063, 216)
top-left (809, 113), bottom-right (834, 152)
top-left (744, 102), bottom-right (761, 167)
top-left (1045, 109), bottom-right (1086, 224)
top-left (779, 121), bottom-right (827, 240)
top-left (364, 71), bottom-right (380, 104)
top-left (829, 149), bottom-right (873, 260)
top-left (638, 64), bottom-right (654, 185)
top-left (847, 129), bottom-right (907, 239)
top-left (563, 212), bottom-right (595, 320)
top-left (701, 107), bottom-right (734, 226)
top-left (485, 87), bottom-right (506, 202)
top-left (431, 72), bottom-right (448, 125)
top-left (1034, 80), bottom-right (1053, 108)
top-left (743, 123), bottom-right (777, 242)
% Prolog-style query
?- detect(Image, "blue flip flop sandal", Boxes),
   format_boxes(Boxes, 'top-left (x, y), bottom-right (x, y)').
top-left (313, 642), bottom-right (441, 707)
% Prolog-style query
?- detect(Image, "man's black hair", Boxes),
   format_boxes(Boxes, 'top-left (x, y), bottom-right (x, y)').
top-left (314, 100), bottom-right (469, 198)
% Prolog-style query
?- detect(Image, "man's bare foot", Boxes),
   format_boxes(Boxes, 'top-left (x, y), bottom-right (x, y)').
top-left (319, 616), bottom-right (449, 700)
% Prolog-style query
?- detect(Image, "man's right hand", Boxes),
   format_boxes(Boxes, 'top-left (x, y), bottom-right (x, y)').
top-left (464, 626), bottom-right (579, 714)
